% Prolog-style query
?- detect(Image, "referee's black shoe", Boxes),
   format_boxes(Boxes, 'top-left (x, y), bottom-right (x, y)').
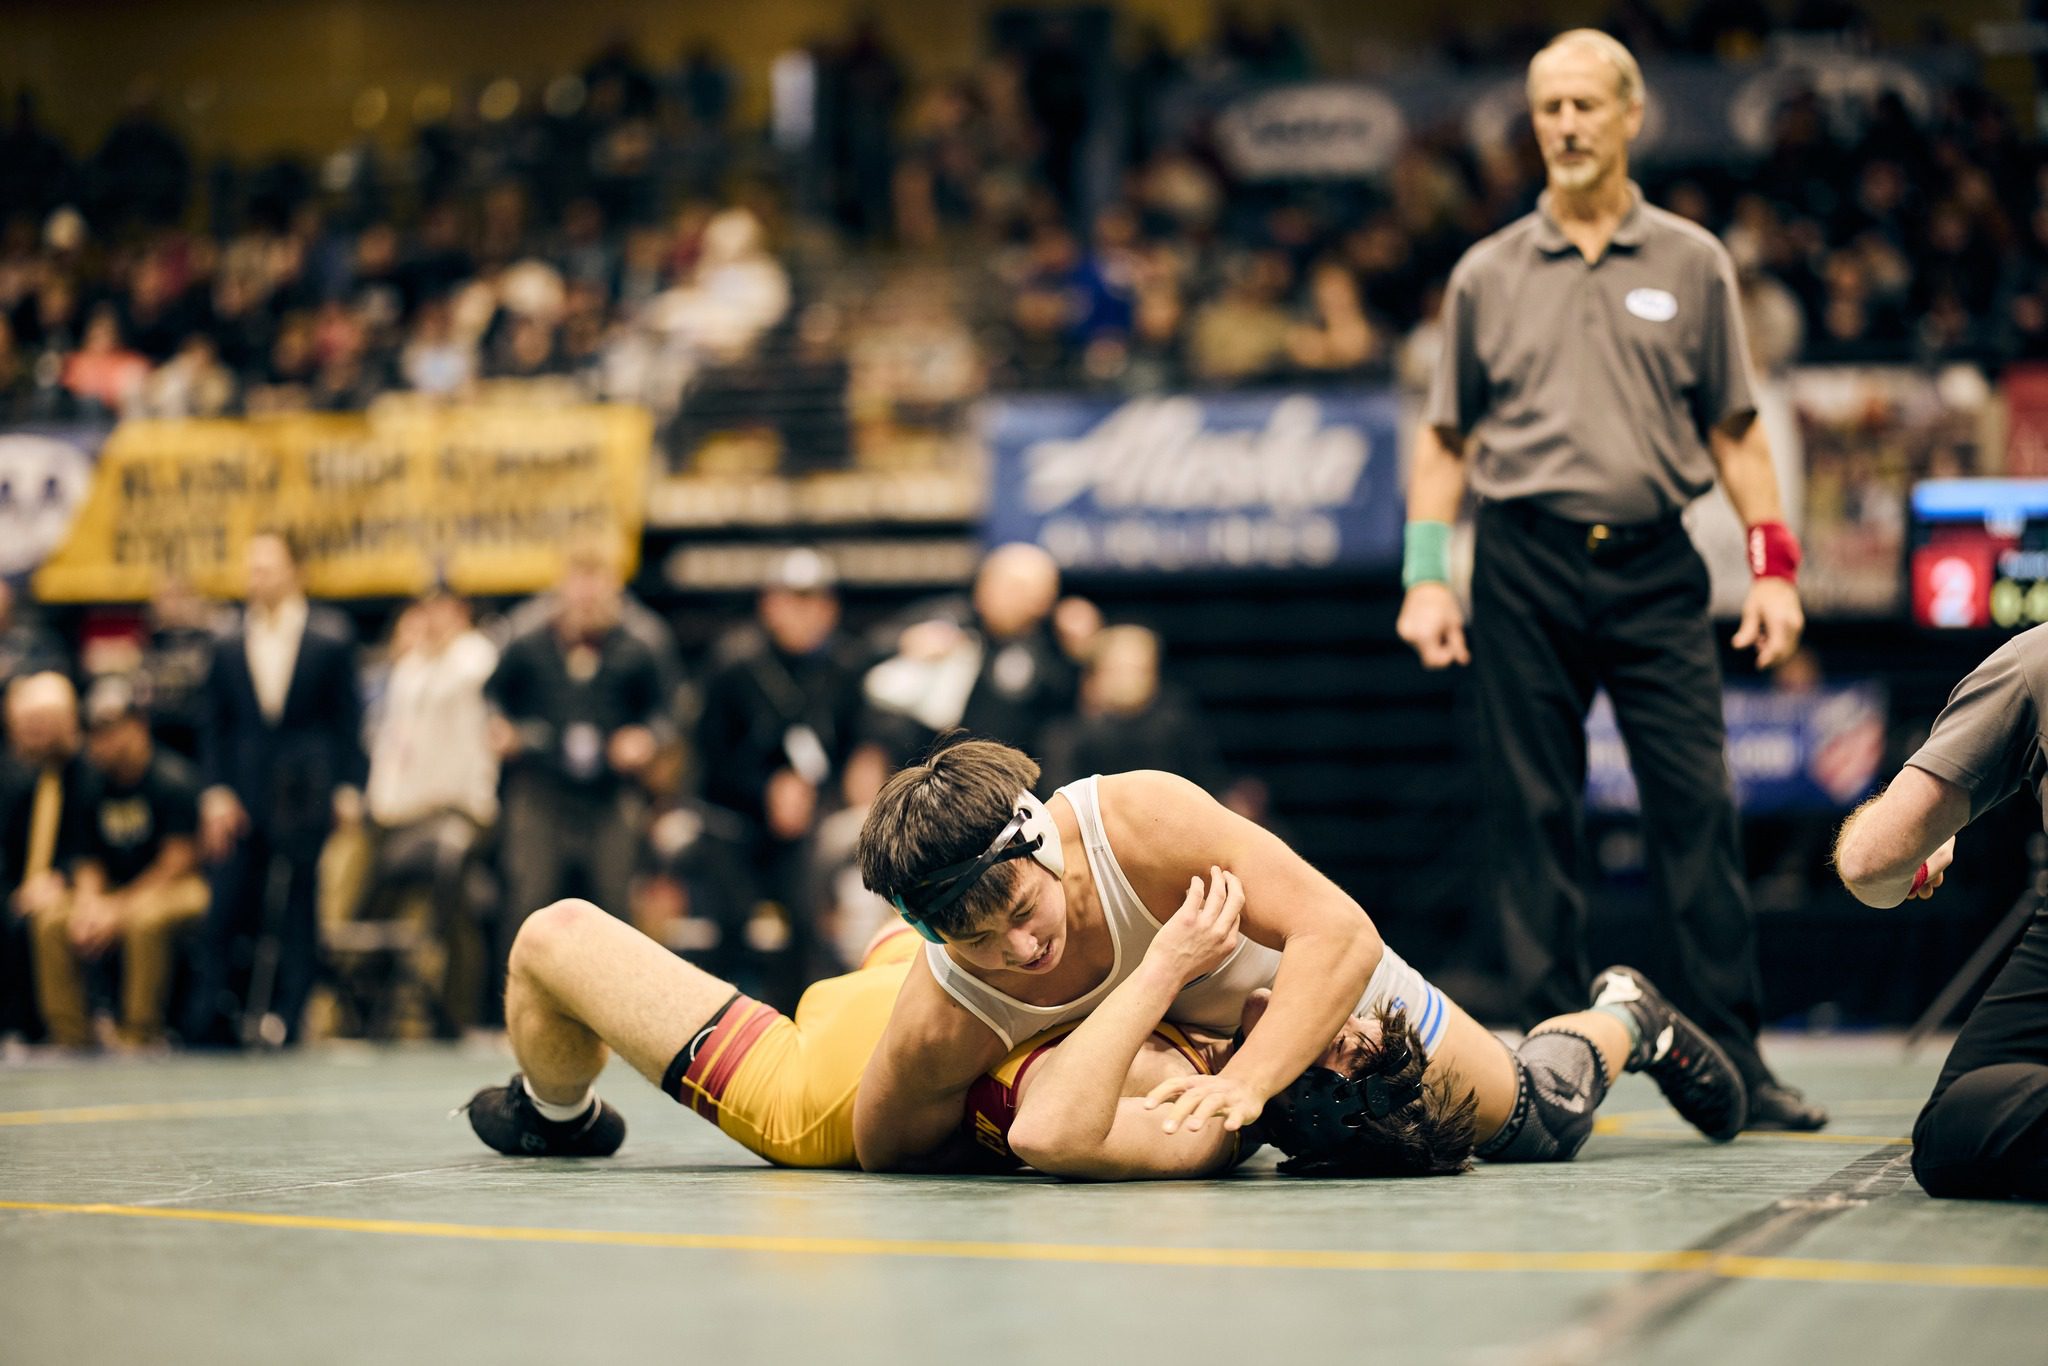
top-left (1591, 966), bottom-right (1748, 1143)
top-left (463, 1073), bottom-right (626, 1157)
top-left (1744, 1080), bottom-right (1829, 1133)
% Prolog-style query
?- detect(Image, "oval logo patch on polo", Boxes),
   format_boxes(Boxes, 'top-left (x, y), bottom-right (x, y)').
top-left (1625, 288), bottom-right (1679, 322)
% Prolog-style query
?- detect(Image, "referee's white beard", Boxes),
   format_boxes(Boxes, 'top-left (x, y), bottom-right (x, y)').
top-left (1547, 155), bottom-right (1609, 193)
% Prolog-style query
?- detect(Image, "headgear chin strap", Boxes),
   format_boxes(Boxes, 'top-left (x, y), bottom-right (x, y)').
top-left (892, 790), bottom-right (1064, 943)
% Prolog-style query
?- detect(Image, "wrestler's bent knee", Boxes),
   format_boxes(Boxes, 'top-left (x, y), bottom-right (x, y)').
top-left (508, 897), bottom-right (608, 977)
top-left (1912, 1063), bottom-right (2048, 1201)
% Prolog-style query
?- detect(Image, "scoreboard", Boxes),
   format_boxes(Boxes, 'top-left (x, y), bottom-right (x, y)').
top-left (1909, 479), bottom-right (2048, 630)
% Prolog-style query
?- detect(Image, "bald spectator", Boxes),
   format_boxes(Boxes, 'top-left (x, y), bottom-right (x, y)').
top-left (865, 542), bottom-right (1079, 761)
top-left (1, 673), bottom-right (93, 1044)
top-left (32, 679), bottom-right (208, 1050)
top-left (0, 579), bottom-right (71, 718)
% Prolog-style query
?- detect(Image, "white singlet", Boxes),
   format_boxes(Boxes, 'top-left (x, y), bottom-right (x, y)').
top-left (924, 775), bottom-right (1450, 1055)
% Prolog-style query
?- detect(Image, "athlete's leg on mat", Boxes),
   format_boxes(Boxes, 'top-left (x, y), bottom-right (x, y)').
top-left (506, 897), bottom-right (736, 1106)
top-left (1528, 1010), bottom-right (1631, 1081)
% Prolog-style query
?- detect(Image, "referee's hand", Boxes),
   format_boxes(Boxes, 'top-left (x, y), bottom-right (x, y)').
top-left (1731, 578), bottom-right (1805, 670)
top-left (1397, 583), bottom-right (1470, 669)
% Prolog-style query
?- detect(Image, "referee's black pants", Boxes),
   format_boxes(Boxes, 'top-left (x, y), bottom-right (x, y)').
top-left (1470, 499), bottom-right (1770, 1085)
top-left (1912, 907), bottom-right (2048, 1201)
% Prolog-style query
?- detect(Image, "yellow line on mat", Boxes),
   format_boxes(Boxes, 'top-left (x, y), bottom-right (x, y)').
top-left (1590, 1114), bottom-right (1911, 1147)
top-left (2, 1200), bottom-right (2042, 1290)
top-left (0, 1097), bottom-right (357, 1127)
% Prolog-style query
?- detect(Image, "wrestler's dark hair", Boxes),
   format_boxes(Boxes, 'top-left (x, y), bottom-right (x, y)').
top-left (1260, 1005), bottom-right (1478, 1178)
top-left (857, 733), bottom-right (1043, 939)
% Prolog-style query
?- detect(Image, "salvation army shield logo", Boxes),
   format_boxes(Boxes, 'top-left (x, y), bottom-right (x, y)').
top-left (0, 431), bottom-right (97, 577)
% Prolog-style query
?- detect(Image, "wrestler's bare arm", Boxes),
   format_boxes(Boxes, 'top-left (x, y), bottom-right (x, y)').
top-left (1008, 870), bottom-right (1246, 1181)
top-left (1834, 766), bottom-right (1966, 908)
top-left (1101, 770), bottom-right (1382, 1132)
top-left (852, 956), bottom-right (1007, 1172)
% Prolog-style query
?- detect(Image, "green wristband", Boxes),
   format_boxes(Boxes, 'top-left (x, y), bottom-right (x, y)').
top-left (1402, 520), bottom-right (1452, 589)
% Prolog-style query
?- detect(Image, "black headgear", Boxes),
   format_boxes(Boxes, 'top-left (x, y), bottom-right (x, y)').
top-left (1260, 1046), bottom-right (1426, 1175)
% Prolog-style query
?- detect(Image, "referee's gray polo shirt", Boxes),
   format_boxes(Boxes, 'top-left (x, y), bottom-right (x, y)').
top-left (1423, 184), bottom-right (1759, 525)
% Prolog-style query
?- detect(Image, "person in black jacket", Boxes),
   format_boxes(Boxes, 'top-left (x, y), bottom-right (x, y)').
top-left (33, 678), bottom-right (208, 1049)
top-left (487, 542), bottom-right (671, 985)
top-left (695, 549), bottom-right (874, 999)
top-left (185, 531), bottom-right (365, 1047)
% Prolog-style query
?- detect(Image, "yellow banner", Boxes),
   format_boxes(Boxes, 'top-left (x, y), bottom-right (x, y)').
top-left (33, 402), bottom-right (652, 602)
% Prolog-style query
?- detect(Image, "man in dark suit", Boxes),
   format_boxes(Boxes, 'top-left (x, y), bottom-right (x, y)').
top-left (185, 531), bottom-right (364, 1046)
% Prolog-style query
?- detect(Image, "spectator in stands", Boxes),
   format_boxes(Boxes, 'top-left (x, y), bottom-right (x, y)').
top-left (0, 317), bottom-right (34, 421)
top-left (1, 672), bottom-right (92, 1044)
top-left (0, 580), bottom-right (71, 719)
top-left (1187, 251), bottom-right (1295, 385)
top-left (31, 678), bottom-right (207, 1049)
top-left (0, 92), bottom-right (74, 222)
top-left (358, 585), bottom-right (499, 1030)
top-left (487, 541), bottom-right (669, 979)
top-left (1040, 624), bottom-right (1224, 795)
top-left (60, 306), bottom-right (150, 415)
top-left (695, 549), bottom-right (876, 999)
top-left (132, 575), bottom-right (217, 763)
top-left (89, 82), bottom-right (191, 229)
top-left (138, 333), bottom-right (236, 417)
top-left (866, 542), bottom-right (1077, 763)
top-left (187, 530), bottom-right (365, 1047)
top-left (1287, 257), bottom-right (1380, 377)
top-left (645, 206), bottom-right (789, 367)
top-left (400, 297), bottom-right (477, 397)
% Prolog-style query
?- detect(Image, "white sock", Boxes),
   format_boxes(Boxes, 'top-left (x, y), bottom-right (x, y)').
top-left (522, 1075), bottom-right (596, 1123)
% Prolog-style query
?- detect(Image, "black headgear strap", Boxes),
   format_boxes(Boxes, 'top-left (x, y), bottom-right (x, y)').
top-left (891, 806), bottom-right (1044, 936)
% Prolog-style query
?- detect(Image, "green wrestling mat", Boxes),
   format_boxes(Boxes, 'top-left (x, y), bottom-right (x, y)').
top-left (3, 1036), bottom-right (2043, 1366)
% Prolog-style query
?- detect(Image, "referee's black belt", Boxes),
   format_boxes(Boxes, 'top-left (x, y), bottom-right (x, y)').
top-left (1488, 499), bottom-right (1685, 558)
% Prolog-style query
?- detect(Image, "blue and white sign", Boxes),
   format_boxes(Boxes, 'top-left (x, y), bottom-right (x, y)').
top-left (1587, 683), bottom-right (1886, 814)
top-left (1216, 83), bottom-right (1408, 180)
top-left (980, 390), bottom-right (1403, 574)
top-left (0, 425), bottom-right (106, 580)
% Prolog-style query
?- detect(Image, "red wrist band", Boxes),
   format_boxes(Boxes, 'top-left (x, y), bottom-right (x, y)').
top-left (1747, 521), bottom-right (1801, 582)
top-left (1909, 862), bottom-right (1930, 896)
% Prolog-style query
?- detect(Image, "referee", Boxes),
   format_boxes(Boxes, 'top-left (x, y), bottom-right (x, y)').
top-left (1397, 29), bottom-right (1824, 1130)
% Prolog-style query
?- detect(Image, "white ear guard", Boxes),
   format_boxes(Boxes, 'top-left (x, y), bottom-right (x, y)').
top-left (1014, 789), bottom-right (1065, 879)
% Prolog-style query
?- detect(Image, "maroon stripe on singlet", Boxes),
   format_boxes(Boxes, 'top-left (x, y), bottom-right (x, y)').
top-left (678, 1000), bottom-right (779, 1121)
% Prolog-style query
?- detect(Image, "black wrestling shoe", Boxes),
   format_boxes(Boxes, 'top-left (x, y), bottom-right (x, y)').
top-left (462, 1073), bottom-right (626, 1157)
top-left (1590, 966), bottom-right (1748, 1143)
top-left (1745, 1080), bottom-right (1829, 1133)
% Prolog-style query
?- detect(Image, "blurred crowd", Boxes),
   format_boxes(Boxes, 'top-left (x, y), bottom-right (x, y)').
top-left (0, 4), bottom-right (2040, 467)
top-left (0, 3), bottom-right (2039, 1045)
top-left (0, 537), bottom-right (1238, 1050)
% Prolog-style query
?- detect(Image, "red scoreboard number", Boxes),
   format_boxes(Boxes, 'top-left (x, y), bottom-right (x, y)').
top-left (1911, 531), bottom-right (2048, 629)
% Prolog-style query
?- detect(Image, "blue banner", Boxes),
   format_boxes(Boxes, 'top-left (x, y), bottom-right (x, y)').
top-left (980, 390), bottom-right (1403, 574)
top-left (1587, 683), bottom-right (1886, 814)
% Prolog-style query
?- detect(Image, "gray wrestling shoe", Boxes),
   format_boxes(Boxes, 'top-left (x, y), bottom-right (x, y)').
top-left (462, 1073), bottom-right (626, 1157)
top-left (1591, 966), bottom-right (1748, 1143)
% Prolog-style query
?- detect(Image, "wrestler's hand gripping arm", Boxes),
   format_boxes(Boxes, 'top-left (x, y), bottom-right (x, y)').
top-left (1007, 869), bottom-right (1247, 1181)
